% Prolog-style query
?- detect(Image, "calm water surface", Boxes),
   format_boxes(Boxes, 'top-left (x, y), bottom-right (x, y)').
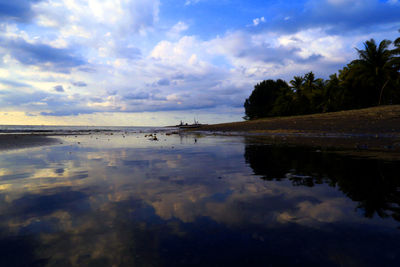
top-left (0, 132), bottom-right (399, 266)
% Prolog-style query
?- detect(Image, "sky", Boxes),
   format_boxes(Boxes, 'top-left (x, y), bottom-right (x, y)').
top-left (0, 0), bottom-right (399, 126)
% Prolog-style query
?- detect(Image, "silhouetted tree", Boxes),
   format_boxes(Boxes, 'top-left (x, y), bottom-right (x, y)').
top-left (290, 76), bottom-right (304, 92)
top-left (351, 39), bottom-right (397, 105)
top-left (323, 74), bottom-right (344, 112)
top-left (391, 33), bottom-right (400, 71)
top-left (244, 79), bottom-right (290, 120)
top-left (243, 34), bottom-right (400, 120)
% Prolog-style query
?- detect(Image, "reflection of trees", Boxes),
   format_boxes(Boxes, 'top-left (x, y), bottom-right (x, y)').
top-left (244, 143), bottom-right (400, 223)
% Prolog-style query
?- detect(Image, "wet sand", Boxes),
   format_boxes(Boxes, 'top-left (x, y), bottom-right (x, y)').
top-left (0, 134), bottom-right (60, 151)
top-left (188, 105), bottom-right (400, 152)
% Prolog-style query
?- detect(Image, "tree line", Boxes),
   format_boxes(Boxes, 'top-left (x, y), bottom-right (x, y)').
top-left (244, 35), bottom-right (400, 120)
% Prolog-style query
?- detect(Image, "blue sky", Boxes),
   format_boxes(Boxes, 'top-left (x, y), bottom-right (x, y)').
top-left (0, 0), bottom-right (399, 126)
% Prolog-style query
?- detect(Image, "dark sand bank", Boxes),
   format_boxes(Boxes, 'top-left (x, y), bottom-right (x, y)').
top-left (0, 134), bottom-right (60, 151)
top-left (188, 105), bottom-right (400, 152)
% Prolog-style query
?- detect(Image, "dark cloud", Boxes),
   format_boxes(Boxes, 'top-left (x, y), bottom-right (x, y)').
top-left (157, 78), bottom-right (170, 86)
top-left (54, 85), bottom-right (64, 92)
top-left (90, 97), bottom-right (104, 103)
top-left (117, 88), bottom-right (248, 113)
top-left (0, 85), bottom-right (245, 116)
top-left (236, 45), bottom-right (304, 64)
top-left (0, 90), bottom-right (49, 106)
top-left (255, 0), bottom-right (400, 35)
top-left (0, 89), bottom-right (97, 116)
top-left (150, 95), bottom-right (167, 101)
top-left (107, 90), bottom-right (118, 96)
top-left (72, 81), bottom-right (87, 87)
top-left (0, 79), bottom-right (31, 88)
top-left (0, 0), bottom-right (43, 22)
top-left (40, 110), bottom-right (91, 116)
top-left (296, 53), bottom-right (323, 64)
top-left (39, 105), bottom-right (98, 116)
top-left (223, 34), bottom-right (323, 65)
top-left (77, 67), bottom-right (96, 73)
top-left (211, 86), bottom-right (247, 96)
top-left (0, 36), bottom-right (85, 73)
top-left (121, 102), bottom-right (218, 113)
top-left (172, 73), bottom-right (185, 80)
top-left (116, 46), bottom-right (141, 59)
top-left (123, 92), bottom-right (150, 100)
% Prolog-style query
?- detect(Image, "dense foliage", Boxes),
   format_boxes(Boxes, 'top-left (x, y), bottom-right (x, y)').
top-left (244, 36), bottom-right (400, 120)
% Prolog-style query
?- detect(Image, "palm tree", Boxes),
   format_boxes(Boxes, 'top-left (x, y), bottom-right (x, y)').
top-left (393, 35), bottom-right (400, 55)
top-left (391, 34), bottom-right (400, 72)
top-left (290, 76), bottom-right (304, 92)
top-left (290, 75), bottom-right (311, 114)
top-left (351, 39), bottom-right (396, 105)
top-left (304, 72), bottom-right (316, 89)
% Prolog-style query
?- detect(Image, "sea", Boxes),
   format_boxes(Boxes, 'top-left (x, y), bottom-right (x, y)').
top-left (0, 126), bottom-right (399, 266)
top-left (0, 124), bottom-right (171, 134)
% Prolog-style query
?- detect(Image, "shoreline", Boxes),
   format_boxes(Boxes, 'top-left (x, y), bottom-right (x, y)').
top-left (188, 130), bottom-right (400, 152)
top-left (187, 105), bottom-right (400, 153)
top-left (1, 105), bottom-right (400, 154)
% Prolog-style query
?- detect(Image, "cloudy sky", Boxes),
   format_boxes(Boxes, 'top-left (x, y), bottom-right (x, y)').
top-left (0, 0), bottom-right (399, 126)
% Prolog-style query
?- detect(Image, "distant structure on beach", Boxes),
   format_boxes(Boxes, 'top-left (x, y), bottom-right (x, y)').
top-left (177, 119), bottom-right (205, 129)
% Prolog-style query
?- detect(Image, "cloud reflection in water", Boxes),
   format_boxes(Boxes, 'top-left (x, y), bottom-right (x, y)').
top-left (0, 133), bottom-right (399, 266)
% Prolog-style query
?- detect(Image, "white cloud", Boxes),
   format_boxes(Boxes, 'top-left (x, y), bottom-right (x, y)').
top-left (167, 21), bottom-right (189, 39)
top-left (32, 0), bottom-right (160, 39)
top-left (150, 36), bottom-right (210, 69)
top-left (0, 21), bottom-right (366, 123)
top-left (185, 0), bottom-right (201, 6)
top-left (326, 0), bottom-right (351, 6)
top-left (253, 16), bottom-right (266, 26)
top-left (1, 0), bottom-right (399, 125)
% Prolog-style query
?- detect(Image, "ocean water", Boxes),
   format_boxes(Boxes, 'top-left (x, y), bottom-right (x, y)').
top-left (0, 125), bottom-right (171, 134)
top-left (0, 132), bottom-right (399, 266)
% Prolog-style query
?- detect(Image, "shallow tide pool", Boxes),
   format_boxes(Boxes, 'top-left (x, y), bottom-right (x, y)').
top-left (0, 132), bottom-right (399, 266)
